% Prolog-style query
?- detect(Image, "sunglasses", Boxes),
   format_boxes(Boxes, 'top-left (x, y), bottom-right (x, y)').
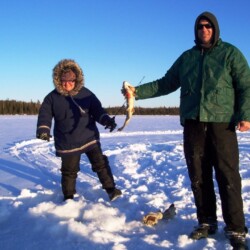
top-left (197, 23), bottom-right (213, 30)
top-left (61, 79), bottom-right (76, 83)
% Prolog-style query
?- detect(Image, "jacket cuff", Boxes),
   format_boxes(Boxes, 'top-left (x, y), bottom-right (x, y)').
top-left (134, 87), bottom-right (139, 100)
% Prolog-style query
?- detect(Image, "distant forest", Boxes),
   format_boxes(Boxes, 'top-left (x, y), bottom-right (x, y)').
top-left (0, 100), bottom-right (179, 115)
top-left (0, 100), bottom-right (41, 115)
top-left (106, 106), bottom-right (179, 115)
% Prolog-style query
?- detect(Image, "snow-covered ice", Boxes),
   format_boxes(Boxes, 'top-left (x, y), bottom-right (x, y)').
top-left (0, 115), bottom-right (249, 249)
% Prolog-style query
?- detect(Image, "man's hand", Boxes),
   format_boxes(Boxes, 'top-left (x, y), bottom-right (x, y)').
top-left (37, 133), bottom-right (51, 141)
top-left (104, 117), bottom-right (117, 132)
top-left (237, 121), bottom-right (250, 132)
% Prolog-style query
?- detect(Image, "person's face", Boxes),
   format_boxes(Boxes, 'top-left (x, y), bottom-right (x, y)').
top-left (61, 71), bottom-right (76, 92)
top-left (197, 19), bottom-right (213, 44)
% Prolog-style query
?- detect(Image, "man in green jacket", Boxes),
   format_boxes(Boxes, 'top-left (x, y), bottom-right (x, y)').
top-left (122, 11), bottom-right (250, 250)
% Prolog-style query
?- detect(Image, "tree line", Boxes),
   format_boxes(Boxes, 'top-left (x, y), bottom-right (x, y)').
top-left (0, 100), bottom-right (41, 115)
top-left (0, 99), bottom-right (179, 115)
top-left (106, 106), bottom-right (179, 115)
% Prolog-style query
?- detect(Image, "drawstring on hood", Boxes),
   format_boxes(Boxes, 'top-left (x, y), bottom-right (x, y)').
top-left (53, 59), bottom-right (84, 96)
top-left (194, 11), bottom-right (220, 49)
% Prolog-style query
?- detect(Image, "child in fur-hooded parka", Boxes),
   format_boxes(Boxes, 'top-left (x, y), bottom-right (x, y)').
top-left (36, 59), bottom-right (122, 202)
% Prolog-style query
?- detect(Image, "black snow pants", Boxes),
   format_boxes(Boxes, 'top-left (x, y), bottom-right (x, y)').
top-left (183, 119), bottom-right (245, 232)
top-left (60, 143), bottom-right (115, 197)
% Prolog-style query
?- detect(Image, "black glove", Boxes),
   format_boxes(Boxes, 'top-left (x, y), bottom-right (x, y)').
top-left (37, 133), bottom-right (51, 141)
top-left (104, 117), bottom-right (117, 132)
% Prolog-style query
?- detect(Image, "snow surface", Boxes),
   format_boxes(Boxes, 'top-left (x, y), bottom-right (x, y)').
top-left (0, 115), bottom-right (249, 250)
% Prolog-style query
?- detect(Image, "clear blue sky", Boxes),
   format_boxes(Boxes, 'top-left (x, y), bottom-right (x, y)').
top-left (1, 0), bottom-right (250, 107)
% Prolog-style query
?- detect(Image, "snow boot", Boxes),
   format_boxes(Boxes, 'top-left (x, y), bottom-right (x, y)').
top-left (189, 222), bottom-right (218, 240)
top-left (64, 194), bottom-right (74, 201)
top-left (107, 188), bottom-right (122, 201)
top-left (225, 230), bottom-right (248, 250)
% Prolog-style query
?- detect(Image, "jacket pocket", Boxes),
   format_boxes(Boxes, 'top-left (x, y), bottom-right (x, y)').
top-left (209, 87), bottom-right (234, 114)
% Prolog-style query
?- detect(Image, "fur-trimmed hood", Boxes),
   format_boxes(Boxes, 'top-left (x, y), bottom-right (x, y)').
top-left (53, 59), bottom-right (84, 96)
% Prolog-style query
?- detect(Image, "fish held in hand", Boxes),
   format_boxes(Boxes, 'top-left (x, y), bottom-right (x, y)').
top-left (118, 81), bottom-right (135, 131)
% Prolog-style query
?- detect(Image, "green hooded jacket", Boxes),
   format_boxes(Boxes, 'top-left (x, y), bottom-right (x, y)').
top-left (135, 12), bottom-right (250, 125)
